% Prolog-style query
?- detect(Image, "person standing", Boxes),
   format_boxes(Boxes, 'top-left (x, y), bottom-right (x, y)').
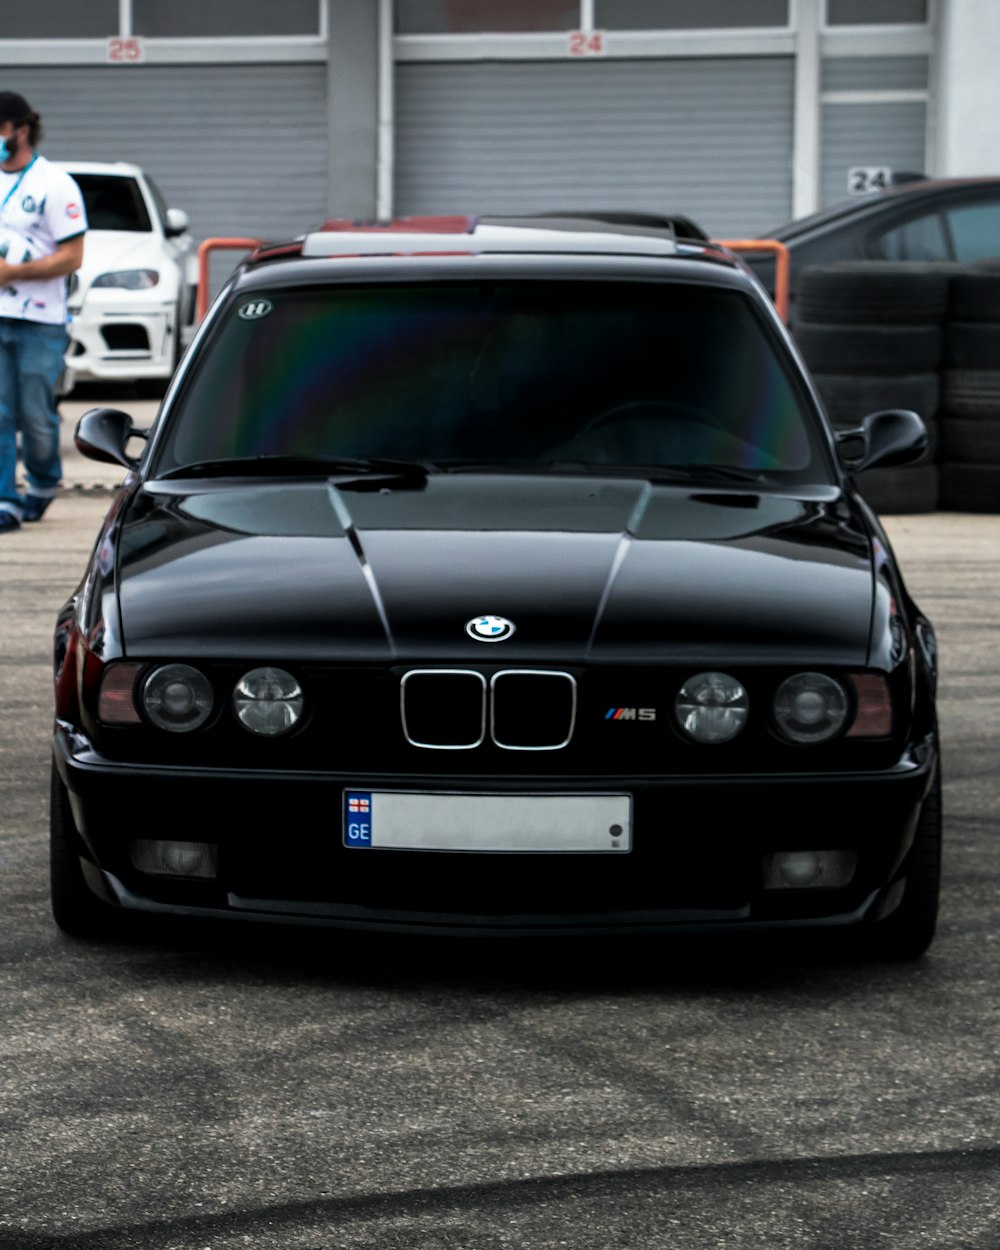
top-left (0, 91), bottom-right (87, 532)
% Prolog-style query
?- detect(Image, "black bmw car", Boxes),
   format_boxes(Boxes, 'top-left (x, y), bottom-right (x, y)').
top-left (51, 215), bottom-right (940, 956)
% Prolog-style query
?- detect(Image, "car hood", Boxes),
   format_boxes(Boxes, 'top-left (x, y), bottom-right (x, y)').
top-left (73, 230), bottom-right (169, 290)
top-left (114, 475), bottom-right (875, 665)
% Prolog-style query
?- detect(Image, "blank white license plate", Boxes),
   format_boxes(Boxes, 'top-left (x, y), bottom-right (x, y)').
top-left (343, 791), bottom-right (631, 853)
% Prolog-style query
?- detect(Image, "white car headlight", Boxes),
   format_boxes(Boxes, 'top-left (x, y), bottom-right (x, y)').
top-left (142, 664), bottom-right (214, 732)
top-left (233, 667), bottom-right (303, 736)
top-left (773, 673), bottom-right (848, 743)
top-left (92, 269), bottom-right (160, 289)
top-left (675, 672), bottom-right (749, 744)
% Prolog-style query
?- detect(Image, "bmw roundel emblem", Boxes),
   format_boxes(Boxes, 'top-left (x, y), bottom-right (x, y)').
top-left (466, 614), bottom-right (516, 642)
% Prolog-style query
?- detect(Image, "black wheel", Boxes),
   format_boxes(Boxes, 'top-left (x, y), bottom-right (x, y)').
top-left (794, 323), bottom-right (943, 375)
top-left (814, 372), bottom-right (939, 427)
top-left (796, 262), bottom-right (953, 326)
top-left (864, 768), bottom-right (941, 960)
top-left (50, 760), bottom-right (122, 939)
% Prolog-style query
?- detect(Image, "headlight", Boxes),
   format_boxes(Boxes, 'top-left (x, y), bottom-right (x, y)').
top-left (773, 673), bottom-right (848, 744)
top-left (675, 672), bottom-right (749, 743)
top-left (92, 269), bottom-right (160, 289)
top-left (233, 667), bottom-right (303, 736)
top-left (142, 664), bottom-right (214, 732)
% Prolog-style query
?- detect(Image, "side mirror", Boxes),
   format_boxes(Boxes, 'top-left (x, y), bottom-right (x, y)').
top-left (164, 207), bottom-right (190, 238)
top-left (836, 409), bottom-right (927, 474)
top-left (75, 408), bottom-right (148, 469)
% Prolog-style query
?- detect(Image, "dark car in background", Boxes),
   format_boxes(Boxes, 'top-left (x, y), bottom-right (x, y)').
top-left (744, 176), bottom-right (1000, 319)
top-left (50, 216), bottom-right (940, 957)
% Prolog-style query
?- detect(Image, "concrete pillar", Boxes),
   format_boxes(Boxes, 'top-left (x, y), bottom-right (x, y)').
top-left (325, 0), bottom-right (381, 218)
top-left (935, 0), bottom-right (1000, 175)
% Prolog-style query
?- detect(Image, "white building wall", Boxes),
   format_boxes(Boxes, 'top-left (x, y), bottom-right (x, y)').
top-left (936, 0), bottom-right (1000, 174)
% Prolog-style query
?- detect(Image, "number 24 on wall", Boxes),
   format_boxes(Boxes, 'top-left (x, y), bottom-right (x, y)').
top-left (568, 30), bottom-right (606, 56)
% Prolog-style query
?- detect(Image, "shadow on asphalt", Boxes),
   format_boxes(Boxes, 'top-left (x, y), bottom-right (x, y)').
top-left (53, 910), bottom-right (934, 1000)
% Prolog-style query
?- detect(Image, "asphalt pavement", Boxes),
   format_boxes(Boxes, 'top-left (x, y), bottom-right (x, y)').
top-left (1, 406), bottom-right (1000, 1248)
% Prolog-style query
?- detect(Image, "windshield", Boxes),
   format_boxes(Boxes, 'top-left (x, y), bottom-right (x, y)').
top-left (155, 280), bottom-right (829, 482)
top-left (73, 174), bottom-right (152, 232)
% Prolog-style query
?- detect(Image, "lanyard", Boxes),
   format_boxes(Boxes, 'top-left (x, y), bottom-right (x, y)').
top-left (0, 154), bottom-right (38, 216)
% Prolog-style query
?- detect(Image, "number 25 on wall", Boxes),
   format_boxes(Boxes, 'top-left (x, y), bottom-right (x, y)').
top-left (108, 37), bottom-right (145, 63)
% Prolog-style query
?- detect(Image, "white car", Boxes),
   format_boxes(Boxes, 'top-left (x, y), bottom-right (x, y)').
top-left (55, 161), bottom-right (198, 393)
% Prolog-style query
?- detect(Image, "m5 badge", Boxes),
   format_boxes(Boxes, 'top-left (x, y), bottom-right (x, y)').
top-left (605, 707), bottom-right (656, 721)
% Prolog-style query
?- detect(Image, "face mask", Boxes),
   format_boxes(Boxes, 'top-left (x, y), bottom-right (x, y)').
top-left (0, 132), bottom-right (19, 163)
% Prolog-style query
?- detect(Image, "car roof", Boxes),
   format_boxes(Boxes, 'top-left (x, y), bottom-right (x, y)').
top-left (52, 160), bottom-right (145, 178)
top-left (238, 215), bottom-right (746, 289)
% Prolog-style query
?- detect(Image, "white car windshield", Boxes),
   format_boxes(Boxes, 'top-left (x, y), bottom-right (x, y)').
top-left (72, 174), bottom-right (152, 232)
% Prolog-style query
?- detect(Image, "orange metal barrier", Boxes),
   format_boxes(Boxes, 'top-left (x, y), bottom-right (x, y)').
top-left (196, 237), bottom-right (263, 322)
top-left (716, 238), bottom-right (790, 323)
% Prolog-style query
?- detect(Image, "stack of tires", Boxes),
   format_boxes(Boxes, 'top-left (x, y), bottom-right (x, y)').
top-left (939, 269), bottom-right (1000, 511)
top-left (791, 261), bottom-right (953, 514)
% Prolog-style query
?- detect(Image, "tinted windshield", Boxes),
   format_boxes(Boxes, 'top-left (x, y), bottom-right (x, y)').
top-left (73, 174), bottom-right (152, 232)
top-left (156, 280), bottom-right (828, 481)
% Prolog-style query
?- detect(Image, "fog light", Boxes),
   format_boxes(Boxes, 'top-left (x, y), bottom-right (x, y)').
top-left (763, 850), bottom-right (858, 890)
top-left (130, 840), bottom-right (218, 879)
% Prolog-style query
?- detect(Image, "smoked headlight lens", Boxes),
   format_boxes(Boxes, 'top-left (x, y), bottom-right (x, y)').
top-left (141, 664), bottom-right (214, 732)
top-left (675, 672), bottom-right (749, 743)
top-left (773, 673), bottom-right (848, 744)
top-left (233, 667), bottom-right (303, 736)
top-left (92, 268), bottom-right (160, 289)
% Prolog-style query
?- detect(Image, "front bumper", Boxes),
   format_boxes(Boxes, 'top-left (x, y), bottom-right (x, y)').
top-left (54, 723), bottom-right (937, 937)
top-left (65, 291), bottom-right (177, 384)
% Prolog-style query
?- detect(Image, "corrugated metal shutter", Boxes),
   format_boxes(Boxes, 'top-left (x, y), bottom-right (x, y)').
top-left (820, 101), bottom-right (927, 206)
top-left (0, 65), bottom-right (328, 245)
top-left (822, 55), bottom-right (929, 93)
top-left (394, 58), bottom-right (795, 238)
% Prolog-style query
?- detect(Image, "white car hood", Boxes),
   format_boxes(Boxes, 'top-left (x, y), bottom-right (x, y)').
top-left (75, 230), bottom-right (179, 295)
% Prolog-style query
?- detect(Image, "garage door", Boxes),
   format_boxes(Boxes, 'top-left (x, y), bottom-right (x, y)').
top-left (395, 58), bottom-right (795, 238)
top-left (0, 65), bottom-right (328, 245)
top-left (820, 56), bottom-right (928, 207)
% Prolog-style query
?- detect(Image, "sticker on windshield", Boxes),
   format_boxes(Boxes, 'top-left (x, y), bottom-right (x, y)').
top-left (238, 299), bottom-right (273, 321)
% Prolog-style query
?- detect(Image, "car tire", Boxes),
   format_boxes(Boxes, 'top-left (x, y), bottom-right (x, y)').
top-left (813, 372), bottom-right (939, 427)
top-left (940, 417), bottom-right (1000, 464)
top-left (863, 767), bottom-right (941, 960)
top-left (948, 270), bottom-right (1000, 323)
top-left (944, 320), bottom-right (1000, 369)
top-left (796, 262), bottom-right (953, 326)
top-left (794, 324), bottom-right (943, 376)
top-left (50, 760), bottom-right (122, 939)
top-left (939, 462), bottom-right (1000, 511)
top-left (941, 369), bottom-right (1000, 418)
top-left (854, 464), bottom-right (940, 514)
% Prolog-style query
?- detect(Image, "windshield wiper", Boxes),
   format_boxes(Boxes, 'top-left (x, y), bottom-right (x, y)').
top-left (157, 454), bottom-right (435, 481)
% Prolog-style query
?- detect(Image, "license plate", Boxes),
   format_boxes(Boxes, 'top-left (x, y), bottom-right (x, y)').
top-left (343, 791), bottom-right (631, 853)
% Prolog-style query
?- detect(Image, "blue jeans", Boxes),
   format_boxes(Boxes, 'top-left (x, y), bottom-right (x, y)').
top-left (0, 317), bottom-right (69, 518)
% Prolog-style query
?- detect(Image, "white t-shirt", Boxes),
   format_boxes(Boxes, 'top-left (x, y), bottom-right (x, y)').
top-left (0, 154), bottom-right (87, 325)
